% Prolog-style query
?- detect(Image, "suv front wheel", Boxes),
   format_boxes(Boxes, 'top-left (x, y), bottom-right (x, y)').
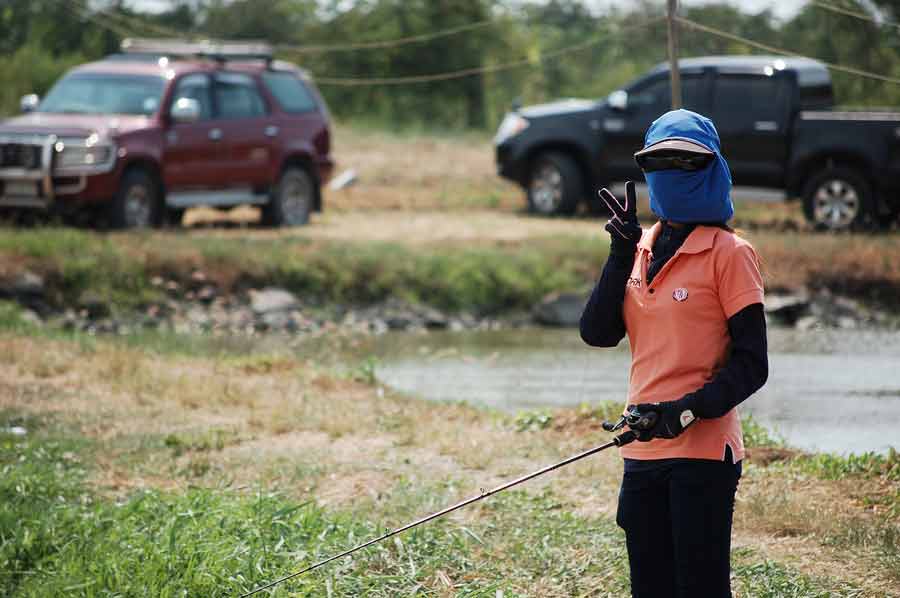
top-left (263, 167), bottom-right (314, 227)
top-left (527, 152), bottom-right (581, 216)
top-left (108, 168), bottom-right (162, 229)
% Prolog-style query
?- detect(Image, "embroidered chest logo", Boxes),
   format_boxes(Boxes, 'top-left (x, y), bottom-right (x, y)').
top-left (672, 287), bottom-right (689, 302)
top-left (627, 277), bottom-right (642, 288)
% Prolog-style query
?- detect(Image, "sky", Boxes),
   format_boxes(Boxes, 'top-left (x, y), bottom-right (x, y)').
top-left (130, 0), bottom-right (808, 21)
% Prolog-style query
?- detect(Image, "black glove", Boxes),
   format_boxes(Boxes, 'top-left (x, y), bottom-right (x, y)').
top-left (626, 399), bottom-right (697, 442)
top-left (598, 181), bottom-right (642, 258)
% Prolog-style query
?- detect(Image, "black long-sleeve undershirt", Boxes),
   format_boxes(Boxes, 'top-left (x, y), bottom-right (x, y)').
top-left (579, 225), bottom-right (768, 419)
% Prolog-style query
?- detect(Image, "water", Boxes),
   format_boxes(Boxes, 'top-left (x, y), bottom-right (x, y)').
top-left (370, 327), bottom-right (900, 455)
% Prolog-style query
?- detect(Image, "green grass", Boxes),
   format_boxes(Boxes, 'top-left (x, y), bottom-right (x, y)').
top-left (0, 227), bottom-right (604, 315)
top-left (0, 420), bottom-right (875, 597)
top-left (794, 449), bottom-right (900, 482)
top-left (742, 414), bottom-right (784, 449)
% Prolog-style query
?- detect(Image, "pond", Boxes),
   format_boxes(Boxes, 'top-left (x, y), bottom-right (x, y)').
top-left (369, 327), bottom-right (900, 455)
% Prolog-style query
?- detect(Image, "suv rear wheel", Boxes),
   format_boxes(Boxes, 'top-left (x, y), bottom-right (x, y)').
top-left (263, 167), bottom-right (314, 227)
top-left (527, 152), bottom-right (581, 216)
top-left (108, 168), bottom-right (162, 230)
top-left (802, 167), bottom-right (872, 231)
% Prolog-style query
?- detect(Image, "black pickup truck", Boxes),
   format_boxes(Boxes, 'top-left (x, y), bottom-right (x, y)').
top-left (494, 55), bottom-right (900, 231)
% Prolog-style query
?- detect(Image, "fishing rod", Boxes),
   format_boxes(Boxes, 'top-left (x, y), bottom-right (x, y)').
top-left (239, 411), bottom-right (648, 597)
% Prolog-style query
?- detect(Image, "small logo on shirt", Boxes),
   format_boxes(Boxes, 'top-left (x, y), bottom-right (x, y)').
top-left (672, 287), bottom-right (689, 302)
top-left (627, 277), bottom-right (642, 288)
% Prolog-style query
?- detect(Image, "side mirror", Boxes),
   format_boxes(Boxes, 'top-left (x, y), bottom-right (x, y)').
top-left (607, 90), bottom-right (628, 112)
top-left (170, 97), bottom-right (200, 123)
top-left (20, 94), bottom-right (40, 113)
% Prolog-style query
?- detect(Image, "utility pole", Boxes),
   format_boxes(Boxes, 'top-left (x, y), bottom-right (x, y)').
top-left (667, 0), bottom-right (682, 110)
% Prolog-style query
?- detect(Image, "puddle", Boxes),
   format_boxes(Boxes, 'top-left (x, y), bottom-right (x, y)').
top-left (368, 327), bottom-right (900, 455)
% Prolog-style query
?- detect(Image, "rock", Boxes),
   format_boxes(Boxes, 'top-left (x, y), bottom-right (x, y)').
top-left (764, 293), bottom-right (810, 326)
top-left (197, 285), bottom-right (218, 304)
top-left (11, 271), bottom-right (44, 297)
top-left (533, 292), bottom-right (586, 327)
top-left (6, 426), bottom-right (27, 436)
top-left (420, 307), bottom-right (449, 329)
top-left (20, 309), bottom-right (42, 326)
top-left (385, 315), bottom-right (414, 330)
top-left (796, 315), bottom-right (821, 331)
top-left (260, 311), bottom-right (292, 330)
top-left (250, 287), bottom-right (299, 314)
top-left (0, 270), bottom-right (45, 302)
top-left (77, 292), bottom-right (110, 320)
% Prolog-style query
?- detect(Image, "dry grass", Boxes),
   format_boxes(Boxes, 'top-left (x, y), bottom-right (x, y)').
top-left (1, 331), bottom-right (898, 594)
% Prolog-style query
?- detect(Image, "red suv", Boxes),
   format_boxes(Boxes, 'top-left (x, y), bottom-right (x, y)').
top-left (0, 39), bottom-right (334, 228)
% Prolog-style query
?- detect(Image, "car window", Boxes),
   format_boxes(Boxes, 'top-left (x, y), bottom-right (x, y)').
top-left (629, 76), bottom-right (705, 116)
top-left (712, 75), bottom-right (785, 125)
top-left (214, 73), bottom-right (267, 119)
top-left (170, 74), bottom-right (212, 120)
top-left (261, 71), bottom-right (317, 114)
top-left (39, 74), bottom-right (165, 116)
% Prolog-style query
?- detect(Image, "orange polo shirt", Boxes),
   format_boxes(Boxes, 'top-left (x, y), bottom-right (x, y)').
top-left (619, 222), bottom-right (764, 462)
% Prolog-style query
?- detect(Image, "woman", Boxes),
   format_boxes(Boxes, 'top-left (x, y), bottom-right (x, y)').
top-left (580, 109), bottom-right (768, 598)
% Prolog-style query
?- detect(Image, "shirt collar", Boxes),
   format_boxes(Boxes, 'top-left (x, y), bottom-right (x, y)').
top-left (637, 221), bottom-right (719, 255)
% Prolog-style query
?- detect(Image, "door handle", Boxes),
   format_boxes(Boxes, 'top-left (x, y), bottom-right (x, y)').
top-left (754, 121), bottom-right (778, 132)
top-left (208, 128), bottom-right (223, 141)
top-left (264, 125), bottom-right (279, 137)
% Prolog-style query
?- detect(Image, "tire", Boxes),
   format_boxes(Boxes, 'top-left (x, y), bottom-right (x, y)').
top-left (166, 207), bottom-right (186, 228)
top-left (108, 169), bottom-right (162, 230)
top-left (527, 152), bottom-right (582, 216)
top-left (802, 167), bottom-right (873, 232)
top-left (262, 167), bottom-right (314, 227)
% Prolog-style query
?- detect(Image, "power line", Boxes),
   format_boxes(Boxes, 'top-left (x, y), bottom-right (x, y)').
top-left (64, 0), bottom-right (182, 39)
top-left (277, 19), bottom-right (496, 54)
top-left (65, 0), bottom-right (499, 55)
top-left (308, 17), bottom-right (664, 86)
top-left (809, 0), bottom-right (900, 32)
top-left (676, 15), bottom-right (900, 85)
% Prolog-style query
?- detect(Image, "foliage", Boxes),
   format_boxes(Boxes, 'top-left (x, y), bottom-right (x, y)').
top-left (741, 414), bottom-right (783, 449)
top-left (513, 409), bottom-right (554, 431)
top-left (794, 449), bottom-right (900, 481)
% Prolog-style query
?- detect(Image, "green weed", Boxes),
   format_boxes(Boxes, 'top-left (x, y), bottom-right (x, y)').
top-left (0, 425), bottom-right (872, 597)
top-left (742, 414), bottom-right (783, 449)
top-left (793, 449), bottom-right (900, 482)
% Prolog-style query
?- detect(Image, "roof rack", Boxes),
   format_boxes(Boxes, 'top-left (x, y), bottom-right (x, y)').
top-left (120, 38), bottom-right (273, 65)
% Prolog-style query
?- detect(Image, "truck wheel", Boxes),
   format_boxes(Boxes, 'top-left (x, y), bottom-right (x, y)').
top-left (527, 152), bottom-right (582, 216)
top-left (802, 167), bottom-right (873, 231)
top-left (166, 208), bottom-right (186, 228)
top-left (108, 169), bottom-right (162, 230)
top-left (262, 167), bottom-right (314, 227)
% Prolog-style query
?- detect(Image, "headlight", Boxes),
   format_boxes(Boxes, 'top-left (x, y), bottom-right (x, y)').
top-left (53, 135), bottom-right (115, 172)
top-left (494, 113), bottom-right (529, 145)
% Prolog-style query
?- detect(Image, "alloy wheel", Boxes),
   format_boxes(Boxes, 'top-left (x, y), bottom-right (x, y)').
top-left (530, 163), bottom-right (564, 214)
top-left (812, 179), bottom-right (860, 230)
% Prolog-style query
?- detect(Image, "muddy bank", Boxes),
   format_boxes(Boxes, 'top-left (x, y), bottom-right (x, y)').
top-left (2, 265), bottom-right (897, 338)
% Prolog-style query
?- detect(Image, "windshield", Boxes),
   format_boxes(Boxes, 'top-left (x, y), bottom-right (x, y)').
top-left (39, 74), bottom-right (166, 116)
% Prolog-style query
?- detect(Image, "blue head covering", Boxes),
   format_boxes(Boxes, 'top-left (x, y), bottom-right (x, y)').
top-left (642, 109), bottom-right (734, 223)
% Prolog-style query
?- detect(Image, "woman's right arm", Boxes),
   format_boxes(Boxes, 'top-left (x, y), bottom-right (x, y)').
top-left (580, 183), bottom-right (641, 348)
top-left (579, 251), bottom-right (635, 347)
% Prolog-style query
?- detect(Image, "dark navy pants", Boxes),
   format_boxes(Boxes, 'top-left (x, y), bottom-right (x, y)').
top-left (616, 459), bottom-right (741, 598)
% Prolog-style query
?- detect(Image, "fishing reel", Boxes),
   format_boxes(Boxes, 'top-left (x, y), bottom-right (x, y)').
top-left (602, 405), bottom-right (658, 434)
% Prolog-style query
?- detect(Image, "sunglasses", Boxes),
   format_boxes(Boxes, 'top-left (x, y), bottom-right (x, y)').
top-left (635, 151), bottom-right (715, 173)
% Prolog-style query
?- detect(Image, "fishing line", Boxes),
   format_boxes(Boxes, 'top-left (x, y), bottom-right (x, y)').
top-left (238, 431), bottom-right (636, 597)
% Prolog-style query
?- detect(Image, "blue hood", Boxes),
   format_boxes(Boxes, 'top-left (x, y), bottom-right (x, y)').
top-left (642, 109), bottom-right (734, 223)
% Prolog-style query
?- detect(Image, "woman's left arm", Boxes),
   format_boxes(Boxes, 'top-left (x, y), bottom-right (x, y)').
top-left (680, 302), bottom-right (768, 419)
